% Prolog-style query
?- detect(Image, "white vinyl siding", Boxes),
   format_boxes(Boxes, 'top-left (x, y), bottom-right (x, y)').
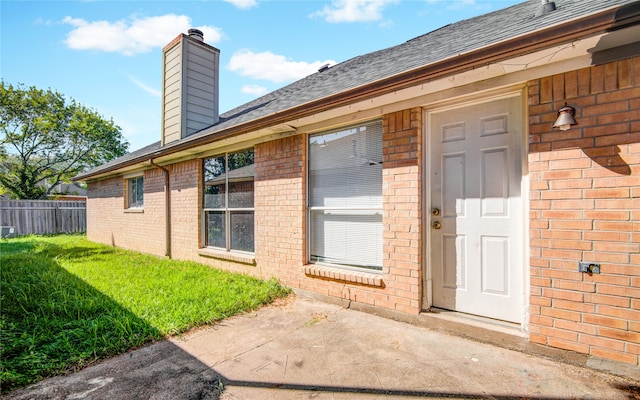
top-left (308, 120), bottom-right (383, 271)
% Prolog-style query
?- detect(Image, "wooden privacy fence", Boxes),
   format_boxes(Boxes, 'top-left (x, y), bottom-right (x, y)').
top-left (0, 200), bottom-right (86, 236)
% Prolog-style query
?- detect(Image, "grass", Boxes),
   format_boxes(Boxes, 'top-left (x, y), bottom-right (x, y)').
top-left (0, 234), bottom-right (291, 393)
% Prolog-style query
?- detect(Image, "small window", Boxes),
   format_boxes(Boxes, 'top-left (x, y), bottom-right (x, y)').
top-left (203, 149), bottom-right (255, 253)
top-left (126, 176), bottom-right (144, 209)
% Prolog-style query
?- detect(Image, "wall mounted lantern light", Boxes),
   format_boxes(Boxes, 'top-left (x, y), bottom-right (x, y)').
top-left (552, 103), bottom-right (578, 131)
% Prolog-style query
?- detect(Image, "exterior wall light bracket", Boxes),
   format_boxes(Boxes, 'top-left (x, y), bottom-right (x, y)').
top-left (552, 103), bottom-right (578, 131)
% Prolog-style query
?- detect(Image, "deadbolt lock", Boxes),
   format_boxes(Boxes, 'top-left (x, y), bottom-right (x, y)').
top-left (432, 208), bottom-right (440, 216)
top-left (432, 221), bottom-right (441, 229)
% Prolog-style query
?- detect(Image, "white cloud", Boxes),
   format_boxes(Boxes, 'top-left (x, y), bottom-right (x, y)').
top-left (311, 0), bottom-right (398, 23)
top-left (241, 84), bottom-right (268, 96)
top-left (223, 0), bottom-right (258, 9)
top-left (424, 0), bottom-right (488, 11)
top-left (445, 0), bottom-right (480, 10)
top-left (228, 50), bottom-right (336, 83)
top-left (127, 75), bottom-right (161, 97)
top-left (62, 14), bottom-right (222, 56)
top-left (425, 0), bottom-right (476, 3)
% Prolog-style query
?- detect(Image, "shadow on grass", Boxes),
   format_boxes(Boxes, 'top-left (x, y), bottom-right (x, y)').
top-left (0, 250), bottom-right (160, 393)
top-left (0, 236), bottom-right (117, 262)
top-left (4, 239), bottom-right (290, 398)
top-left (1, 237), bottom-right (224, 399)
top-left (40, 241), bottom-right (120, 262)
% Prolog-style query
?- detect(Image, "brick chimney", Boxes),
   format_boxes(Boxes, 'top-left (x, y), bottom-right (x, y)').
top-left (161, 29), bottom-right (220, 145)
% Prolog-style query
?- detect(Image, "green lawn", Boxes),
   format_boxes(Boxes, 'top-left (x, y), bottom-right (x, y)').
top-left (0, 234), bottom-right (290, 393)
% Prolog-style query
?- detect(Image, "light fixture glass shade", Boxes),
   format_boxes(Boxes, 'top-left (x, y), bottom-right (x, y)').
top-left (553, 105), bottom-right (577, 131)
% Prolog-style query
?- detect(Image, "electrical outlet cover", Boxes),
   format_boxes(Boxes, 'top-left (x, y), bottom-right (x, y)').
top-left (578, 261), bottom-right (600, 274)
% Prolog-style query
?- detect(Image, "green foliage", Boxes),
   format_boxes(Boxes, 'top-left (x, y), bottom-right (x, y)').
top-left (0, 235), bottom-right (290, 393)
top-left (203, 148), bottom-right (254, 182)
top-left (0, 81), bottom-right (129, 199)
top-left (228, 148), bottom-right (254, 171)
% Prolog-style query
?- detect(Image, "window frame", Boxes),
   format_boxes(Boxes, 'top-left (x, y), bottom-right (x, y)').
top-left (125, 175), bottom-right (144, 210)
top-left (307, 120), bottom-right (384, 272)
top-left (202, 149), bottom-right (255, 254)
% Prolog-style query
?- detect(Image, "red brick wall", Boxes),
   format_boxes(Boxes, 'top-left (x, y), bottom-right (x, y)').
top-left (86, 169), bottom-right (166, 256)
top-left (528, 56), bottom-right (640, 365)
top-left (251, 115), bottom-right (423, 314)
top-left (382, 109), bottom-right (423, 313)
top-left (86, 159), bottom-right (214, 266)
top-left (254, 135), bottom-right (306, 284)
top-left (87, 124), bottom-right (421, 317)
top-left (168, 158), bottom-right (255, 274)
top-left (168, 160), bottom-right (201, 261)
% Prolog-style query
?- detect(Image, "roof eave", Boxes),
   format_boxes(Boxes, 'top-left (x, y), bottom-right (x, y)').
top-left (75, 2), bottom-right (638, 182)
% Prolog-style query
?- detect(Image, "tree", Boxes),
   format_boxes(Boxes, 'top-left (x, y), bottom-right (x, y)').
top-left (0, 81), bottom-right (129, 199)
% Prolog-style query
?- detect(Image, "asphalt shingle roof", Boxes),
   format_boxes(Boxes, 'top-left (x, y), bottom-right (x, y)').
top-left (76, 0), bottom-right (637, 180)
top-left (209, 0), bottom-right (633, 132)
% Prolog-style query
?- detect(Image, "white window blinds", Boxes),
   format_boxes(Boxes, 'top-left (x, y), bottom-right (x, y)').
top-left (309, 120), bottom-right (383, 270)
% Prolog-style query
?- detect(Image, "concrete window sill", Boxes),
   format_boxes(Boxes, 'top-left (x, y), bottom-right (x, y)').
top-left (198, 248), bottom-right (256, 266)
top-left (124, 208), bottom-right (144, 213)
top-left (305, 265), bottom-right (384, 287)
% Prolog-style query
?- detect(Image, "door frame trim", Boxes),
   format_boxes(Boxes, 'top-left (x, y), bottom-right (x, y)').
top-left (421, 85), bottom-right (529, 328)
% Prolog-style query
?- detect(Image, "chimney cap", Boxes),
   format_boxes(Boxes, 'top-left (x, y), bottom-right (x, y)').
top-left (188, 28), bottom-right (204, 41)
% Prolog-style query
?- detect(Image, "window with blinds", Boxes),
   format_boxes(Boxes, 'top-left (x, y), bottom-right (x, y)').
top-left (308, 120), bottom-right (383, 271)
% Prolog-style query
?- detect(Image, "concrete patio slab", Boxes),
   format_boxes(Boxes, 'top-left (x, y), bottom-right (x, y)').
top-left (5, 295), bottom-right (639, 400)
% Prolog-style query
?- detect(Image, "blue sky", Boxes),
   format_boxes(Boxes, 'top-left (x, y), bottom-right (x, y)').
top-left (1, 0), bottom-right (521, 151)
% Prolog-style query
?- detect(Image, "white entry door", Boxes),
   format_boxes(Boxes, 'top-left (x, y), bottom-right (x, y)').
top-left (429, 95), bottom-right (523, 323)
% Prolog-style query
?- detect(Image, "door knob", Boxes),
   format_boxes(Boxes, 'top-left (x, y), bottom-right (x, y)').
top-left (432, 221), bottom-right (441, 229)
top-left (432, 208), bottom-right (440, 216)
